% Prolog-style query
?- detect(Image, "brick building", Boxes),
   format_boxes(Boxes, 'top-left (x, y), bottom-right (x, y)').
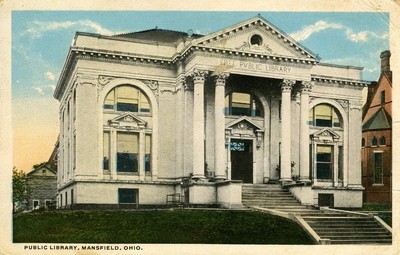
top-left (361, 50), bottom-right (392, 204)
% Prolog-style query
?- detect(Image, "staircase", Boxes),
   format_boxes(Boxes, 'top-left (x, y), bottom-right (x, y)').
top-left (242, 184), bottom-right (392, 245)
top-left (303, 216), bottom-right (392, 244)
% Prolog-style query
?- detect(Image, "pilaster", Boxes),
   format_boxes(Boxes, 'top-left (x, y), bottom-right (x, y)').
top-left (299, 81), bottom-right (312, 182)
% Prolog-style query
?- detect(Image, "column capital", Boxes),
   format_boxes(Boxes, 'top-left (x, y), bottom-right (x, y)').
top-left (189, 69), bottom-right (209, 83)
top-left (214, 73), bottom-right (230, 87)
top-left (280, 79), bottom-right (295, 92)
top-left (301, 81), bottom-right (313, 93)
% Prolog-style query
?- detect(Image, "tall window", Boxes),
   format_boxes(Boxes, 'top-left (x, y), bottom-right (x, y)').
top-left (103, 132), bottom-right (110, 170)
top-left (371, 136), bottom-right (378, 146)
top-left (361, 138), bottom-right (365, 147)
top-left (145, 135), bottom-right (151, 172)
top-left (316, 145), bottom-right (333, 180)
top-left (381, 90), bottom-right (385, 105)
top-left (380, 136), bottom-right (386, 146)
top-left (373, 152), bottom-right (383, 184)
top-left (309, 104), bottom-right (341, 127)
top-left (117, 132), bottom-right (139, 173)
top-left (104, 85), bottom-right (151, 113)
top-left (225, 92), bottom-right (263, 117)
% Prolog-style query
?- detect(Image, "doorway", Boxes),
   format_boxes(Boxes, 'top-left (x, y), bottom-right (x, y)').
top-left (230, 139), bottom-right (253, 183)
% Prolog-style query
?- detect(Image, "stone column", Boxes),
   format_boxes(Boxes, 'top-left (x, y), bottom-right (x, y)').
top-left (299, 81), bottom-right (312, 182)
top-left (191, 69), bottom-right (208, 179)
top-left (280, 79), bottom-right (295, 182)
top-left (214, 73), bottom-right (229, 180)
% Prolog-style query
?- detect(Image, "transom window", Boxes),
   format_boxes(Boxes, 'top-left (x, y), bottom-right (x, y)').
top-left (225, 92), bottom-right (263, 117)
top-left (309, 104), bottom-right (341, 127)
top-left (104, 85), bottom-right (151, 113)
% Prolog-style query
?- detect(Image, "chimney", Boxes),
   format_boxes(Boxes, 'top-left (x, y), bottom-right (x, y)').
top-left (380, 50), bottom-right (392, 81)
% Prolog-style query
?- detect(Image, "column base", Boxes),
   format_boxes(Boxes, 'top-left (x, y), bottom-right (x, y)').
top-left (299, 178), bottom-right (311, 184)
top-left (191, 174), bottom-right (206, 181)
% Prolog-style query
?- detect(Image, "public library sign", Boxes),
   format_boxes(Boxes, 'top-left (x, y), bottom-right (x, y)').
top-left (217, 59), bottom-right (310, 79)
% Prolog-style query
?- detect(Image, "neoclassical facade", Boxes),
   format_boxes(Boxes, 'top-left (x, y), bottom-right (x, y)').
top-left (54, 16), bottom-right (365, 209)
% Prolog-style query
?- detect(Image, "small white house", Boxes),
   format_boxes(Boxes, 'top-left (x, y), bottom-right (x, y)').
top-left (54, 15), bottom-right (365, 209)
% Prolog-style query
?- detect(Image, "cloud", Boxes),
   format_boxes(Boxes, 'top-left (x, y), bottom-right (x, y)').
top-left (289, 21), bottom-right (342, 41)
top-left (290, 20), bottom-right (388, 43)
top-left (32, 87), bottom-right (45, 95)
top-left (45, 71), bottom-right (55, 81)
top-left (48, 85), bottom-right (56, 91)
top-left (21, 20), bottom-right (127, 38)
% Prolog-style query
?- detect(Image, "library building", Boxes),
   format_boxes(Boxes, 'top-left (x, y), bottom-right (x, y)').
top-left (54, 15), bottom-right (366, 209)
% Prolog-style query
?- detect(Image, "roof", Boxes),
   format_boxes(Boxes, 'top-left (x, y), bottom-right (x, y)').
top-left (362, 107), bottom-right (392, 130)
top-left (27, 163), bottom-right (57, 176)
top-left (113, 28), bottom-right (203, 44)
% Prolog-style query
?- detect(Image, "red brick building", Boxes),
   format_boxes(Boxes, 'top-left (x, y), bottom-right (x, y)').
top-left (361, 50), bottom-right (392, 204)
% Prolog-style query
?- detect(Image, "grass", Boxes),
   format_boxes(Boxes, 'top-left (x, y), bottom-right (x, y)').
top-left (13, 209), bottom-right (314, 244)
top-left (359, 203), bottom-right (392, 227)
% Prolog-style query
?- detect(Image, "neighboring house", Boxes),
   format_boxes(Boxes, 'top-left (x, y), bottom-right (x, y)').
top-left (26, 163), bottom-right (57, 210)
top-left (54, 15), bottom-right (366, 209)
top-left (361, 50), bottom-right (392, 204)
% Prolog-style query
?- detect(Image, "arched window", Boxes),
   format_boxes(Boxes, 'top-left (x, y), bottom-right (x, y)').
top-left (309, 104), bottom-right (341, 127)
top-left (224, 92), bottom-right (263, 117)
top-left (362, 138), bottom-right (365, 147)
top-left (103, 84), bottom-right (153, 175)
top-left (380, 136), bottom-right (386, 146)
top-left (371, 136), bottom-right (378, 146)
top-left (104, 85), bottom-right (151, 113)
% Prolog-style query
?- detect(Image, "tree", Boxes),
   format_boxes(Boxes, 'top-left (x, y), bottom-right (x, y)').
top-left (12, 167), bottom-right (27, 212)
top-left (32, 161), bottom-right (47, 169)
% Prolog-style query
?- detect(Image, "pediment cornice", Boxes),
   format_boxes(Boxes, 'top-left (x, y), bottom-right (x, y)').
top-left (108, 113), bottom-right (147, 129)
top-left (311, 127), bottom-right (340, 142)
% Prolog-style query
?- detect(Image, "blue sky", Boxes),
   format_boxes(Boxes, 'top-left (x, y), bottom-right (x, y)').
top-left (11, 11), bottom-right (389, 171)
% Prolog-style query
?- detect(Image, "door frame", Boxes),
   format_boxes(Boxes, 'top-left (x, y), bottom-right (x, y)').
top-left (227, 137), bottom-right (256, 183)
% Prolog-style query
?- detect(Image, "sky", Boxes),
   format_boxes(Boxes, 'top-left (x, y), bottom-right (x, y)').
top-left (11, 11), bottom-right (390, 172)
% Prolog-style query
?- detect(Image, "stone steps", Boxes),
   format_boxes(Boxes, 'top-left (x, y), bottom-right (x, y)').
top-left (241, 184), bottom-right (392, 245)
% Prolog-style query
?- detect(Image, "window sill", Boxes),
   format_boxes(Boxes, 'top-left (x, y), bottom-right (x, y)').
top-left (117, 172), bottom-right (139, 175)
top-left (372, 184), bottom-right (384, 186)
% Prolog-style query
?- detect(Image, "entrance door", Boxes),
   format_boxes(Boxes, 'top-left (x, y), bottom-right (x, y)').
top-left (230, 139), bottom-right (253, 183)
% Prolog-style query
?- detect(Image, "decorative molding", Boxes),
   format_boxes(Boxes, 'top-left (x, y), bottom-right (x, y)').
top-left (311, 128), bottom-right (341, 143)
top-left (142, 80), bottom-right (160, 101)
top-left (190, 69), bottom-right (209, 83)
top-left (107, 113), bottom-right (147, 130)
top-left (301, 81), bottom-right (313, 93)
top-left (214, 73), bottom-right (229, 87)
top-left (280, 79), bottom-right (295, 92)
top-left (76, 74), bottom-right (97, 87)
top-left (98, 75), bottom-right (115, 86)
top-left (336, 99), bottom-right (349, 112)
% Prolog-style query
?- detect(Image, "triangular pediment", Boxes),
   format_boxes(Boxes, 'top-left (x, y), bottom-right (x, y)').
top-left (108, 113), bottom-right (147, 129)
top-left (311, 128), bottom-right (340, 142)
top-left (193, 16), bottom-right (317, 61)
top-left (226, 116), bottom-right (264, 131)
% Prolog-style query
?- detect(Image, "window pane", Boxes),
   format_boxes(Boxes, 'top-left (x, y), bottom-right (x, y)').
top-left (315, 105), bottom-right (332, 127)
top-left (316, 145), bottom-right (332, 179)
top-left (224, 95), bottom-right (230, 115)
top-left (338, 146), bottom-right (343, 180)
top-left (118, 189), bottom-right (137, 204)
top-left (104, 90), bottom-right (115, 109)
top-left (374, 153), bottom-right (383, 184)
top-left (231, 92), bottom-right (251, 116)
top-left (145, 135), bottom-right (151, 172)
top-left (140, 93), bottom-right (151, 112)
top-left (117, 133), bottom-right (138, 172)
top-left (103, 132), bottom-right (110, 170)
top-left (333, 109), bottom-right (341, 127)
top-left (380, 136), bottom-right (386, 145)
top-left (252, 98), bottom-right (263, 117)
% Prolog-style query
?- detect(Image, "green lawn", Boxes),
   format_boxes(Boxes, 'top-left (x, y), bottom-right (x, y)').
top-left (13, 209), bottom-right (314, 244)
